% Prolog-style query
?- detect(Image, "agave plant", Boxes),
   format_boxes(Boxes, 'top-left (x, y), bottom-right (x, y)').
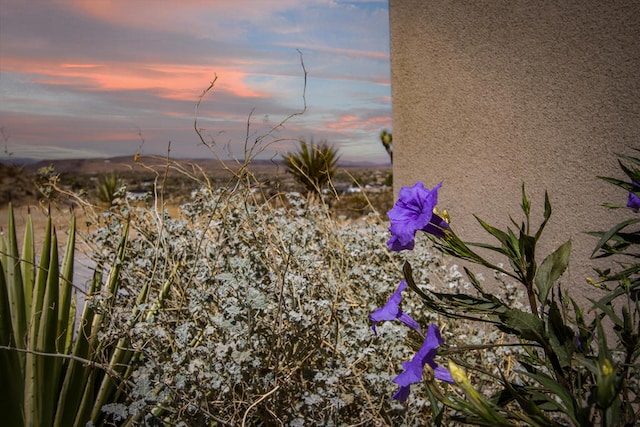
top-left (0, 203), bottom-right (136, 426)
top-left (283, 139), bottom-right (340, 195)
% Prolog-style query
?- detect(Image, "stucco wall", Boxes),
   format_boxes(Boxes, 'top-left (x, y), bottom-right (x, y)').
top-left (389, 0), bottom-right (640, 299)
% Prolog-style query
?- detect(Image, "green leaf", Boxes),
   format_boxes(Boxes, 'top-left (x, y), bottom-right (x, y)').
top-left (36, 228), bottom-right (61, 424)
top-left (57, 216), bottom-right (75, 354)
top-left (431, 290), bottom-right (509, 314)
top-left (533, 192), bottom-right (552, 241)
top-left (591, 218), bottom-right (640, 257)
top-left (54, 270), bottom-right (101, 427)
top-left (496, 374), bottom-right (560, 427)
top-left (589, 298), bottom-right (623, 328)
top-left (0, 256), bottom-right (25, 426)
top-left (425, 383), bottom-right (445, 426)
top-left (505, 227), bottom-right (522, 259)
top-left (517, 369), bottom-right (580, 425)
top-left (521, 183), bottom-right (531, 218)
top-left (499, 308), bottom-right (546, 343)
top-left (520, 233), bottom-right (537, 283)
top-left (474, 216), bottom-right (512, 251)
top-left (618, 159), bottom-right (640, 184)
top-left (21, 213), bottom-right (35, 316)
top-left (5, 204), bottom-right (27, 352)
top-left (534, 240), bottom-right (571, 307)
top-left (547, 301), bottom-right (574, 368)
top-left (616, 151), bottom-right (640, 166)
top-left (89, 221), bottom-right (132, 422)
top-left (463, 267), bottom-right (509, 309)
top-left (24, 214), bottom-right (53, 427)
top-left (282, 139), bottom-right (340, 195)
top-left (403, 262), bottom-right (505, 324)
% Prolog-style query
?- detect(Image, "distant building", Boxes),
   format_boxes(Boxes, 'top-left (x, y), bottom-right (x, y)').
top-left (389, 1), bottom-right (640, 300)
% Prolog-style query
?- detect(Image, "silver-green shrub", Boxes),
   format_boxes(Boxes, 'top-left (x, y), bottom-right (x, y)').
top-left (83, 170), bottom-right (521, 426)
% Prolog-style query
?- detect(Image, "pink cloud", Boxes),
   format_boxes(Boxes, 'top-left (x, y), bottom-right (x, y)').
top-left (325, 113), bottom-right (391, 132)
top-left (4, 57), bottom-right (269, 102)
top-left (326, 114), bottom-right (360, 130)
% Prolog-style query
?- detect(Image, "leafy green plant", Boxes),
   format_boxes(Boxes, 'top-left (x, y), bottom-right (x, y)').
top-left (374, 171), bottom-right (640, 426)
top-left (0, 203), bottom-right (137, 426)
top-left (283, 139), bottom-right (340, 195)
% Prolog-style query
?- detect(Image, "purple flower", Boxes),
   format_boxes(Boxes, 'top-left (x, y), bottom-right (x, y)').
top-left (627, 181), bottom-right (640, 212)
top-left (387, 182), bottom-right (448, 251)
top-left (392, 324), bottom-right (454, 401)
top-left (370, 280), bottom-right (421, 336)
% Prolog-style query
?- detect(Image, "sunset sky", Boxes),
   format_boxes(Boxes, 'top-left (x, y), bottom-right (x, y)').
top-left (0, 0), bottom-right (392, 164)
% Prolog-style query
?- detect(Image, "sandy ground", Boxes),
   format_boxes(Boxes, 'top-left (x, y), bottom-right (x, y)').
top-left (0, 203), bottom-right (77, 244)
top-left (0, 201), bottom-right (187, 289)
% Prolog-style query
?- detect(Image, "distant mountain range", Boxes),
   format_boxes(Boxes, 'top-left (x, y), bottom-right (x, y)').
top-left (0, 156), bottom-right (391, 175)
top-left (1, 155), bottom-right (389, 173)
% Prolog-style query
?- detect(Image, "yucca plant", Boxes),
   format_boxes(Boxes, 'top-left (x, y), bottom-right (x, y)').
top-left (379, 129), bottom-right (393, 164)
top-left (283, 139), bottom-right (340, 195)
top-left (0, 203), bottom-right (135, 426)
top-left (96, 173), bottom-right (124, 206)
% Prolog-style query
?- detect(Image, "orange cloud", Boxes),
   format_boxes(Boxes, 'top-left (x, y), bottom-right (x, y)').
top-left (4, 56), bottom-right (269, 101)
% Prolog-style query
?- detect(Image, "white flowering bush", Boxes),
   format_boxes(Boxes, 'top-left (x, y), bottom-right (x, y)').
top-left (76, 164), bottom-right (520, 426)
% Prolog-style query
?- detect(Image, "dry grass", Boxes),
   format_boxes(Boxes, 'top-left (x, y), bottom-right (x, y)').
top-left (0, 156), bottom-right (392, 227)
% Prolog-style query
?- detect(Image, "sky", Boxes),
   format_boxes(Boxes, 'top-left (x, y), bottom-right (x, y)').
top-left (0, 0), bottom-right (392, 164)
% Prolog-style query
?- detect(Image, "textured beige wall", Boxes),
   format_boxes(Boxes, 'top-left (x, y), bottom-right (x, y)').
top-left (389, 1), bottom-right (640, 299)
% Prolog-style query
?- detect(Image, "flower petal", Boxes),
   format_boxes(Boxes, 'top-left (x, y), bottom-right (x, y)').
top-left (391, 324), bottom-right (452, 400)
top-left (387, 234), bottom-right (415, 251)
top-left (387, 182), bottom-right (443, 251)
top-left (628, 182), bottom-right (640, 212)
top-left (369, 281), bottom-right (420, 335)
top-left (433, 364), bottom-right (455, 384)
top-left (392, 385), bottom-right (411, 402)
top-left (397, 312), bottom-right (422, 332)
top-left (422, 213), bottom-right (449, 238)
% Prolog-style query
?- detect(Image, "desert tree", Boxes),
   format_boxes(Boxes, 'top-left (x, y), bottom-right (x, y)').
top-left (379, 129), bottom-right (392, 164)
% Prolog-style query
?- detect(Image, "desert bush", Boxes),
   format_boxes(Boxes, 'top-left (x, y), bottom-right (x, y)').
top-left (331, 189), bottom-right (394, 220)
top-left (77, 165), bottom-right (521, 426)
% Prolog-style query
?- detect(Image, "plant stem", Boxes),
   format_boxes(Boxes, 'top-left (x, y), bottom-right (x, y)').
top-left (525, 282), bottom-right (539, 317)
